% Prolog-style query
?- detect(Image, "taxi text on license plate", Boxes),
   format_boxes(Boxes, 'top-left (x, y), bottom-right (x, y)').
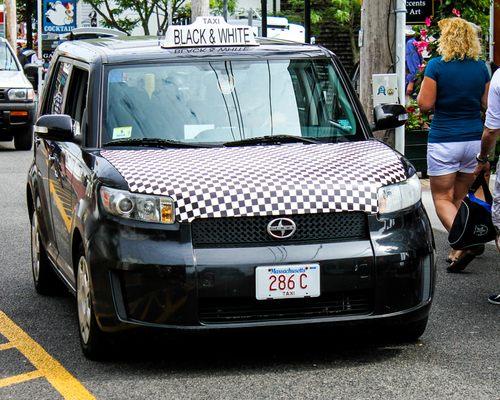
top-left (255, 264), bottom-right (320, 300)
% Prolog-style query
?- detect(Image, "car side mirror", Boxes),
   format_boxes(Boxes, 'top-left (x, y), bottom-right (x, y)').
top-left (373, 104), bottom-right (408, 131)
top-left (34, 114), bottom-right (80, 143)
top-left (24, 63), bottom-right (38, 87)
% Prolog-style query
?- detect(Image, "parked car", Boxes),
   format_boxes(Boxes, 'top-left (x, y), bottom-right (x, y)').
top-left (26, 17), bottom-right (435, 359)
top-left (0, 38), bottom-right (35, 150)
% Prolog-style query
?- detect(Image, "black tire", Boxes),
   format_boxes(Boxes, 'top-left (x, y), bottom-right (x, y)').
top-left (14, 127), bottom-right (33, 151)
top-left (75, 245), bottom-right (109, 360)
top-left (31, 208), bottom-right (64, 295)
top-left (386, 317), bottom-right (429, 343)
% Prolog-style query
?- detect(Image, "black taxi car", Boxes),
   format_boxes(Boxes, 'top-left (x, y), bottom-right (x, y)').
top-left (27, 17), bottom-right (435, 359)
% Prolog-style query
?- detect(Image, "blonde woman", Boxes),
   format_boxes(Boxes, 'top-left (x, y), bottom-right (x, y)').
top-left (418, 18), bottom-right (490, 272)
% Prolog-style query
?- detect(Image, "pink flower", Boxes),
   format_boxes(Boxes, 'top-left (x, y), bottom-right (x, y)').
top-left (414, 41), bottom-right (429, 54)
top-left (452, 8), bottom-right (461, 17)
top-left (425, 16), bottom-right (432, 27)
top-left (420, 29), bottom-right (427, 38)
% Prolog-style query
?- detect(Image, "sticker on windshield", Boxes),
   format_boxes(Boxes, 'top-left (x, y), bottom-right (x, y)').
top-left (113, 126), bottom-right (132, 139)
top-left (338, 119), bottom-right (352, 129)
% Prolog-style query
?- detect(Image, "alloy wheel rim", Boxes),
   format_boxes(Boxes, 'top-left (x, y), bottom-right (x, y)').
top-left (31, 213), bottom-right (40, 282)
top-left (77, 256), bottom-right (91, 344)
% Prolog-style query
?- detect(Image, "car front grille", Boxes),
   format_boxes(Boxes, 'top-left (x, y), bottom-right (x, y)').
top-left (191, 212), bottom-right (369, 248)
top-left (199, 291), bottom-right (373, 323)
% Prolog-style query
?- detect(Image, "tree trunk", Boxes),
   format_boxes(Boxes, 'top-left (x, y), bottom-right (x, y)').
top-left (5, 0), bottom-right (17, 48)
top-left (26, 0), bottom-right (34, 49)
top-left (359, 0), bottom-right (394, 125)
top-left (191, 0), bottom-right (209, 20)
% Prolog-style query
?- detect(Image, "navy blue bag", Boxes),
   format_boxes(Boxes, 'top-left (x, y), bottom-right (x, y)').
top-left (448, 173), bottom-right (497, 250)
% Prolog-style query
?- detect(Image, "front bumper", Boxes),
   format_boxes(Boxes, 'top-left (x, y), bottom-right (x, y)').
top-left (86, 204), bottom-right (435, 332)
top-left (0, 102), bottom-right (36, 136)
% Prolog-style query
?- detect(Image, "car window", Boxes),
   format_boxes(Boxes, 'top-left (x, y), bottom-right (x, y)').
top-left (65, 67), bottom-right (88, 122)
top-left (0, 42), bottom-right (19, 71)
top-left (48, 62), bottom-right (72, 114)
top-left (102, 58), bottom-right (362, 145)
top-left (65, 67), bottom-right (89, 139)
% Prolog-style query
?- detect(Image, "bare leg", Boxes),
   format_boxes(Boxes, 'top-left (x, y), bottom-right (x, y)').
top-left (430, 173), bottom-right (459, 232)
top-left (452, 172), bottom-right (476, 208)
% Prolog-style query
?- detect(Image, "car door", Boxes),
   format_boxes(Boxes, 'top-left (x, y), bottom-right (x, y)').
top-left (44, 60), bottom-right (75, 279)
top-left (61, 64), bottom-right (91, 278)
top-left (33, 60), bottom-right (70, 264)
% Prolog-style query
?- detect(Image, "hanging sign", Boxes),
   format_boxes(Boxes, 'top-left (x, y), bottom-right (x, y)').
top-left (42, 0), bottom-right (77, 34)
top-left (163, 16), bottom-right (258, 48)
top-left (406, 0), bottom-right (435, 24)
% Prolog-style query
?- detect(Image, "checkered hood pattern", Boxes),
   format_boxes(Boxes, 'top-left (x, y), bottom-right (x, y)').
top-left (101, 140), bottom-right (407, 223)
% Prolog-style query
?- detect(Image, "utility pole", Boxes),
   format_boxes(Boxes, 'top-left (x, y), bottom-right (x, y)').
top-left (191, 0), bottom-right (210, 20)
top-left (5, 0), bottom-right (17, 48)
top-left (261, 0), bottom-right (267, 37)
top-left (359, 0), bottom-right (394, 126)
top-left (394, 0), bottom-right (406, 154)
top-left (304, 0), bottom-right (311, 44)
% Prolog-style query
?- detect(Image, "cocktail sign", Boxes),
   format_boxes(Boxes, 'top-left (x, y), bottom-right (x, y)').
top-left (162, 17), bottom-right (258, 48)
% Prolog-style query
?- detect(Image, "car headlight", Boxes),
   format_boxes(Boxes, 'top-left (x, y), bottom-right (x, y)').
top-left (7, 88), bottom-right (35, 101)
top-left (100, 186), bottom-right (175, 224)
top-left (377, 174), bottom-right (421, 215)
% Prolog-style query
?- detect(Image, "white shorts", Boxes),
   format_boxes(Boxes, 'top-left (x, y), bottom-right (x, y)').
top-left (427, 141), bottom-right (481, 176)
top-left (493, 159), bottom-right (500, 230)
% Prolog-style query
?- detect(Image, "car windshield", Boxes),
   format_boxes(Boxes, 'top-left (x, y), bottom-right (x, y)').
top-left (0, 42), bottom-right (19, 71)
top-left (102, 58), bottom-right (363, 145)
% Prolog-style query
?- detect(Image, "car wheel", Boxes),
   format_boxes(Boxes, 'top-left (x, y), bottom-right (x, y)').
top-left (14, 128), bottom-right (33, 151)
top-left (31, 209), bottom-right (64, 295)
top-left (76, 246), bottom-right (108, 360)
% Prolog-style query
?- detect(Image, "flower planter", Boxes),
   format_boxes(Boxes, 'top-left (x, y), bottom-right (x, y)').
top-left (405, 129), bottom-right (428, 177)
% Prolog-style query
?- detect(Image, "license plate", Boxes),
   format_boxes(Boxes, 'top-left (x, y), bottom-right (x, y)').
top-left (255, 264), bottom-right (320, 300)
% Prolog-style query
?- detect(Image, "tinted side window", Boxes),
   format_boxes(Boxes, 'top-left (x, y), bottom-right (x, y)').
top-left (65, 67), bottom-right (89, 124)
top-left (65, 67), bottom-right (89, 143)
top-left (49, 62), bottom-right (71, 114)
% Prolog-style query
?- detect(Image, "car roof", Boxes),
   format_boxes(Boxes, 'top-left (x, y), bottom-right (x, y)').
top-left (55, 36), bottom-right (331, 65)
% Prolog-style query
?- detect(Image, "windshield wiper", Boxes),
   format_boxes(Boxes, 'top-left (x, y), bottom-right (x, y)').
top-left (224, 135), bottom-right (319, 147)
top-left (102, 138), bottom-right (207, 148)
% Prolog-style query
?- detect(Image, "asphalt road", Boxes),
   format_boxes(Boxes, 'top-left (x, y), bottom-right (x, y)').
top-left (0, 143), bottom-right (499, 400)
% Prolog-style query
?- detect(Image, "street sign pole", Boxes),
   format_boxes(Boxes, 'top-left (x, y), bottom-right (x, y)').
top-left (37, 0), bottom-right (43, 97)
top-left (490, 0), bottom-right (495, 63)
top-left (395, 0), bottom-right (406, 154)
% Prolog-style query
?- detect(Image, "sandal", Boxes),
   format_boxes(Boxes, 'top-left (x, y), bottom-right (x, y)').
top-left (447, 250), bottom-right (476, 273)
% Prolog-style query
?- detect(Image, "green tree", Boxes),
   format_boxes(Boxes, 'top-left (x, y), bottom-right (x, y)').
top-left (209, 0), bottom-right (237, 15)
top-left (83, 0), bottom-right (188, 35)
top-left (439, 0), bottom-right (491, 28)
top-left (282, 0), bottom-right (361, 64)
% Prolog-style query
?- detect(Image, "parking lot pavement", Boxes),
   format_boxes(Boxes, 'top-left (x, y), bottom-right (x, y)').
top-left (0, 144), bottom-right (499, 400)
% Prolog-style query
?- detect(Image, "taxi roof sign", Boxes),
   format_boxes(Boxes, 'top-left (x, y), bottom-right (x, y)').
top-left (163, 17), bottom-right (258, 48)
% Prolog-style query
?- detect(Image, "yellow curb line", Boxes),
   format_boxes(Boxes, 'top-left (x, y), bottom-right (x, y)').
top-left (0, 370), bottom-right (44, 389)
top-left (0, 311), bottom-right (95, 400)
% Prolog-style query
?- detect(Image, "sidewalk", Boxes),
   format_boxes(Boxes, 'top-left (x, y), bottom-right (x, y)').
top-left (420, 175), bottom-right (497, 244)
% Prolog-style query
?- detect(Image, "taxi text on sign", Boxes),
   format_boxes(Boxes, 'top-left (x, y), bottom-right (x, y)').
top-left (163, 17), bottom-right (258, 48)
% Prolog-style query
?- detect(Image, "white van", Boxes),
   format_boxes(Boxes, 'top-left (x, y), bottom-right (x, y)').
top-left (0, 38), bottom-right (35, 150)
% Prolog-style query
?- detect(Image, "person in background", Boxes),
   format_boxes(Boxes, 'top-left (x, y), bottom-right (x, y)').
top-left (418, 17), bottom-right (490, 272)
top-left (406, 27), bottom-right (423, 98)
top-left (475, 67), bottom-right (500, 305)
